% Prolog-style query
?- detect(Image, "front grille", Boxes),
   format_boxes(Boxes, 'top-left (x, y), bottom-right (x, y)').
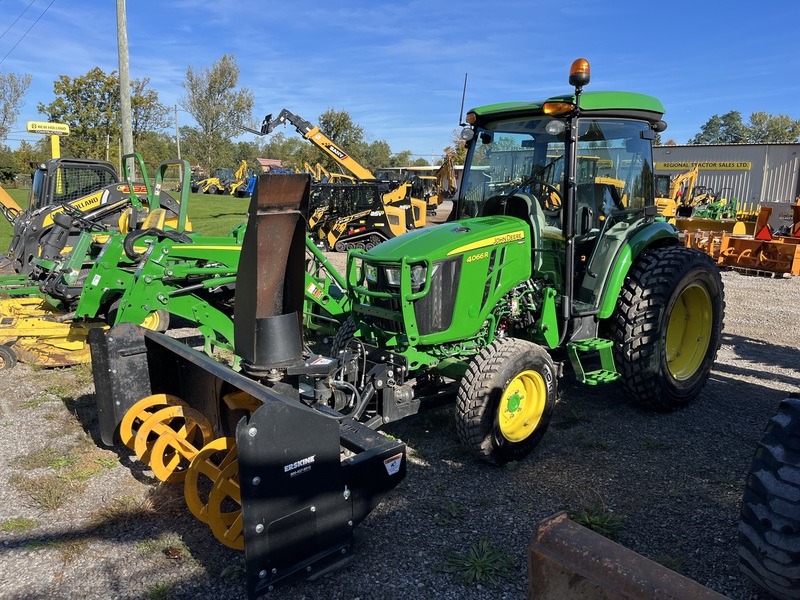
top-left (414, 257), bottom-right (461, 336)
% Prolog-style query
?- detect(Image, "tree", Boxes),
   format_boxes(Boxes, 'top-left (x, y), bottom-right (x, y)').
top-left (38, 67), bottom-right (169, 164)
top-left (131, 78), bottom-right (170, 147)
top-left (12, 139), bottom-right (46, 173)
top-left (179, 54), bottom-right (254, 175)
top-left (689, 111), bottom-right (746, 144)
top-left (746, 112), bottom-right (800, 143)
top-left (690, 110), bottom-right (800, 144)
top-left (443, 128), bottom-right (468, 165)
top-left (38, 67), bottom-right (119, 159)
top-left (0, 71), bottom-right (32, 143)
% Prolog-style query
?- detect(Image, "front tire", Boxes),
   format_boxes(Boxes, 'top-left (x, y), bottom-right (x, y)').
top-left (0, 344), bottom-right (17, 370)
top-left (738, 396), bottom-right (800, 600)
top-left (456, 338), bottom-right (556, 465)
top-left (609, 246), bottom-right (724, 410)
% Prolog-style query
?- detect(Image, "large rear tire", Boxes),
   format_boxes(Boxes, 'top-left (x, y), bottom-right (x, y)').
top-left (0, 255), bottom-right (16, 276)
top-left (455, 338), bottom-right (556, 465)
top-left (609, 246), bottom-right (724, 410)
top-left (738, 396), bottom-right (800, 600)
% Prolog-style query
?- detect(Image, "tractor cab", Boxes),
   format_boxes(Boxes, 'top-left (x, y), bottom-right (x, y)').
top-left (456, 77), bottom-right (669, 322)
top-left (29, 158), bottom-right (118, 213)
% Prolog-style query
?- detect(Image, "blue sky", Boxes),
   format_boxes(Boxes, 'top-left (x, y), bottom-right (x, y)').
top-left (1, 0), bottom-right (799, 162)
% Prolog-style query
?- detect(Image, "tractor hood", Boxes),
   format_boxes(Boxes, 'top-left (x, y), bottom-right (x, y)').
top-left (363, 215), bottom-right (531, 262)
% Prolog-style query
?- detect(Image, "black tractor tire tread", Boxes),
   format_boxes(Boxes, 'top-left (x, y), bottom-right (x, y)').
top-left (0, 255), bottom-right (15, 276)
top-left (331, 315), bottom-right (358, 355)
top-left (0, 344), bottom-right (17, 370)
top-left (456, 337), bottom-right (555, 465)
top-left (609, 246), bottom-right (724, 411)
top-left (738, 397), bottom-right (800, 600)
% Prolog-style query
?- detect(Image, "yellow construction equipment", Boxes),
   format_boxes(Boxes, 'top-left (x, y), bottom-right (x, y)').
top-left (259, 109), bottom-right (426, 250)
top-left (655, 164), bottom-right (699, 217)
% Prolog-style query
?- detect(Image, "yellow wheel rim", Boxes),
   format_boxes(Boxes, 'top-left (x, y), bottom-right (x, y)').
top-left (139, 311), bottom-right (162, 331)
top-left (498, 370), bottom-right (547, 443)
top-left (665, 283), bottom-right (713, 381)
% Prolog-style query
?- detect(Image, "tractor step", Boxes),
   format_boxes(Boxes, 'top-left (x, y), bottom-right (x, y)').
top-left (566, 338), bottom-right (620, 385)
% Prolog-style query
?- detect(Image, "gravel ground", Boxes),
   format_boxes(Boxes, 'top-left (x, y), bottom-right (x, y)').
top-left (0, 264), bottom-right (798, 600)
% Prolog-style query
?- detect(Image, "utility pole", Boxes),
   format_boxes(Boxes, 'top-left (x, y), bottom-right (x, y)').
top-left (175, 104), bottom-right (183, 185)
top-left (116, 0), bottom-right (134, 178)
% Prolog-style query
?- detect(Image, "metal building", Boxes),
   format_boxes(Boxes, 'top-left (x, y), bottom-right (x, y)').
top-left (653, 143), bottom-right (800, 205)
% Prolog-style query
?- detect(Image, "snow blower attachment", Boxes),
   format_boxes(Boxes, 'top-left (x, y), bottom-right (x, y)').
top-left (90, 173), bottom-right (406, 597)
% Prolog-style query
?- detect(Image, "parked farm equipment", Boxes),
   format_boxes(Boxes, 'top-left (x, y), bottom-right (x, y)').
top-left (0, 158), bottom-right (194, 367)
top-left (258, 109), bottom-right (426, 250)
top-left (89, 59), bottom-right (725, 597)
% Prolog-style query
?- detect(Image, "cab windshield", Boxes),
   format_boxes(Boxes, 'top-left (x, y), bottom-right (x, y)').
top-left (459, 116), bottom-right (655, 226)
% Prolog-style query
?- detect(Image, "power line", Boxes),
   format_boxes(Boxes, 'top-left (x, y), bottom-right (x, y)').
top-left (0, 0), bottom-right (58, 67)
top-left (0, 0), bottom-right (36, 43)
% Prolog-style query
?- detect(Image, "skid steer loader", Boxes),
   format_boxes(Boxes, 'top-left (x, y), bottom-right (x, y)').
top-left (88, 59), bottom-right (725, 596)
top-left (0, 158), bottom-right (193, 368)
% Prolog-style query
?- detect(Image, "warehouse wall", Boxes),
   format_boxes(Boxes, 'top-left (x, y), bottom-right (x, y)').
top-left (653, 143), bottom-right (800, 205)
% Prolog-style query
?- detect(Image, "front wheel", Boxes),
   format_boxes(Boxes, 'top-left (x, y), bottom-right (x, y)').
top-left (738, 396), bottom-right (800, 600)
top-left (0, 344), bottom-right (17, 370)
top-left (609, 246), bottom-right (724, 410)
top-left (455, 338), bottom-right (556, 465)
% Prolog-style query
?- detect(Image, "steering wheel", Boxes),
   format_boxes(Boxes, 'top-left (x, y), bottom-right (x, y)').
top-left (531, 181), bottom-right (563, 217)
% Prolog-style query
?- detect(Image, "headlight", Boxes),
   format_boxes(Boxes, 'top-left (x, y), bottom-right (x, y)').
top-left (365, 263), bottom-right (378, 283)
top-left (384, 267), bottom-right (401, 286)
top-left (383, 263), bottom-right (430, 287)
top-left (410, 264), bottom-right (428, 287)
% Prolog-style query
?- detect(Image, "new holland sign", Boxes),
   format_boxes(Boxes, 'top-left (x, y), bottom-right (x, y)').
top-left (655, 161), bottom-right (751, 171)
top-left (26, 121), bottom-right (70, 136)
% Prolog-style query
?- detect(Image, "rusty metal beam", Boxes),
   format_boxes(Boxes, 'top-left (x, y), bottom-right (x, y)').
top-left (528, 512), bottom-right (729, 600)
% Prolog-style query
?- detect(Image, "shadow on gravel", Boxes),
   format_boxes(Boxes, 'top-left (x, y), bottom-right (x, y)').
top-left (717, 334), bottom-right (800, 371)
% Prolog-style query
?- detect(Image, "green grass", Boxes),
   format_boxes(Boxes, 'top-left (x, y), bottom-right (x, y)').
top-left (568, 505), bottom-right (625, 541)
top-left (1, 516), bottom-right (38, 533)
top-left (435, 536), bottom-right (518, 586)
top-left (0, 188), bottom-right (249, 251)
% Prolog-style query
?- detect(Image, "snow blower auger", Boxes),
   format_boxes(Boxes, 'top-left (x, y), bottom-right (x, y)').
top-left (89, 173), bottom-right (406, 597)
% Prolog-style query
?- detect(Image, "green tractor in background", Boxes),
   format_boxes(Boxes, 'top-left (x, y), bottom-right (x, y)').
top-left (335, 58), bottom-right (725, 464)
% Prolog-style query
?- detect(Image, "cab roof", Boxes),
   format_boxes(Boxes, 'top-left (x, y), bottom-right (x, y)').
top-left (469, 91), bottom-right (665, 123)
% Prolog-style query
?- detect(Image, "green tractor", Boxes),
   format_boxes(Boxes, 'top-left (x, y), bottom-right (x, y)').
top-left (87, 59), bottom-right (725, 596)
top-left (334, 57), bottom-right (725, 464)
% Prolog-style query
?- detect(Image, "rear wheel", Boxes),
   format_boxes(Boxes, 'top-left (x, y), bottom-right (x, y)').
top-left (738, 396), bottom-right (800, 600)
top-left (609, 246), bottom-right (724, 410)
top-left (207, 185), bottom-right (218, 195)
top-left (455, 338), bottom-right (556, 465)
top-left (0, 344), bottom-right (17, 370)
top-left (0, 256), bottom-right (15, 276)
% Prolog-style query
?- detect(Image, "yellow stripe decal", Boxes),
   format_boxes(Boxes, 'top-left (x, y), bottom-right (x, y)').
top-left (447, 230), bottom-right (526, 256)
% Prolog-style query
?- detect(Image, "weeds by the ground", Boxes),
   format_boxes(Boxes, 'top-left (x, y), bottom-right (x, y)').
top-left (435, 536), bottom-right (518, 586)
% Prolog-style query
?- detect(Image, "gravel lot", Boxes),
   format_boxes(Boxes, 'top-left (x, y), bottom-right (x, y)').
top-left (0, 262), bottom-right (798, 600)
